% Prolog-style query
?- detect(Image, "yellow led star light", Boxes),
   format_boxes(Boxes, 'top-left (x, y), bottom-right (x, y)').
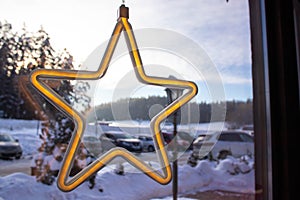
top-left (30, 5), bottom-right (197, 192)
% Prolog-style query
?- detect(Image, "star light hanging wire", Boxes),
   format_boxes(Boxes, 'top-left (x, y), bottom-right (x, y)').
top-left (30, 4), bottom-right (198, 192)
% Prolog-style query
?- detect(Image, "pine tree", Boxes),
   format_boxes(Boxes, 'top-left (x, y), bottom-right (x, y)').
top-left (0, 21), bottom-right (21, 118)
top-left (0, 20), bottom-right (91, 184)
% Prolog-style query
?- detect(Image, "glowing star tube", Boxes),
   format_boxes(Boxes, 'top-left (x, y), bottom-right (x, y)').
top-left (30, 4), bottom-right (198, 192)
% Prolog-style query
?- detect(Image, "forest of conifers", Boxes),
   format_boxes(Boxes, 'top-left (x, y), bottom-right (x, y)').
top-left (93, 96), bottom-right (253, 126)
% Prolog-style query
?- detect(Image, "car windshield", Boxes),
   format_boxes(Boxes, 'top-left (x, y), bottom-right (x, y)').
top-left (240, 133), bottom-right (254, 142)
top-left (113, 133), bottom-right (132, 139)
top-left (84, 136), bottom-right (97, 142)
top-left (0, 134), bottom-right (15, 142)
top-left (138, 136), bottom-right (153, 140)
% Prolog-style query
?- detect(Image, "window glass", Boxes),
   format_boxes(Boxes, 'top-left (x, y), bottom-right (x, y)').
top-left (240, 133), bottom-right (254, 142)
top-left (0, 134), bottom-right (15, 142)
top-left (105, 134), bottom-right (114, 139)
top-left (0, 1), bottom-right (254, 199)
top-left (219, 133), bottom-right (243, 142)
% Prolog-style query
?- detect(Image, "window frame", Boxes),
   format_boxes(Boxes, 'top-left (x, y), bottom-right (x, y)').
top-left (249, 1), bottom-right (273, 199)
top-left (249, 0), bottom-right (300, 199)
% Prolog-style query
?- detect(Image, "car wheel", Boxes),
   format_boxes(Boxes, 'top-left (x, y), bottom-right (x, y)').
top-left (217, 150), bottom-right (231, 160)
top-left (147, 146), bottom-right (155, 152)
top-left (15, 155), bottom-right (21, 160)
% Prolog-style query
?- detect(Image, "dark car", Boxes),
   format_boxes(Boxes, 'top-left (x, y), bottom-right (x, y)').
top-left (0, 133), bottom-right (23, 159)
top-left (100, 131), bottom-right (142, 153)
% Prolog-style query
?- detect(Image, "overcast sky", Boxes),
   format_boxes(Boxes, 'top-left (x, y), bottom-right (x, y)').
top-left (1, 0), bottom-right (252, 103)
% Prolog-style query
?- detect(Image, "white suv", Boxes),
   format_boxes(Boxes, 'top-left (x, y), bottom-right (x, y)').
top-left (188, 130), bottom-right (254, 165)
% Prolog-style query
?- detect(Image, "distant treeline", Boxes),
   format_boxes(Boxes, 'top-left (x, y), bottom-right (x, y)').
top-left (92, 96), bottom-right (253, 126)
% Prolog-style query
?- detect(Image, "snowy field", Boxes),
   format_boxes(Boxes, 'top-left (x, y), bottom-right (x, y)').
top-left (0, 119), bottom-right (255, 200)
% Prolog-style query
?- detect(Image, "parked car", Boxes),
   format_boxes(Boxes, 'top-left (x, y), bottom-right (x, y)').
top-left (0, 133), bottom-right (23, 159)
top-left (162, 131), bottom-right (194, 151)
top-left (190, 130), bottom-right (254, 160)
top-left (137, 135), bottom-right (155, 152)
top-left (83, 135), bottom-right (102, 156)
top-left (241, 124), bottom-right (254, 136)
top-left (99, 131), bottom-right (143, 153)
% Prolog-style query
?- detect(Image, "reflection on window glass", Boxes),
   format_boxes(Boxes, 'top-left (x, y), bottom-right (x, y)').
top-left (0, 0), bottom-right (254, 199)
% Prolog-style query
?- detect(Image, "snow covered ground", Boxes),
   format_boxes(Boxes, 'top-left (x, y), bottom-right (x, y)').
top-left (0, 119), bottom-right (255, 200)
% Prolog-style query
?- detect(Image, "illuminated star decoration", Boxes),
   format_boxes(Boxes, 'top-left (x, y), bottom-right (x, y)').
top-left (30, 5), bottom-right (198, 192)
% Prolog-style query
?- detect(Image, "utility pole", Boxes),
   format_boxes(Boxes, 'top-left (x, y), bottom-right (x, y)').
top-left (165, 77), bottom-right (183, 200)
